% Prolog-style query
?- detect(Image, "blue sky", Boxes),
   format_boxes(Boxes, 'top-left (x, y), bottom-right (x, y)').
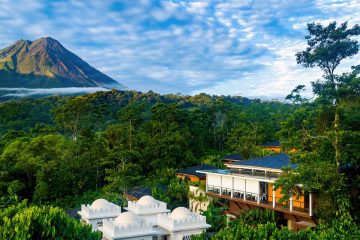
top-left (0, 0), bottom-right (359, 99)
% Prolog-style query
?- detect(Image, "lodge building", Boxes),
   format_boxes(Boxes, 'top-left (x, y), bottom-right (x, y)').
top-left (197, 153), bottom-right (316, 230)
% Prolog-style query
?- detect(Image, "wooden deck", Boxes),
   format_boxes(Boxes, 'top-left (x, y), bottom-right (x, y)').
top-left (207, 192), bottom-right (313, 219)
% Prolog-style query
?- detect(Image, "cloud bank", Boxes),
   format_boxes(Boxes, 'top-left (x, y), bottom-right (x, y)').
top-left (0, 0), bottom-right (359, 99)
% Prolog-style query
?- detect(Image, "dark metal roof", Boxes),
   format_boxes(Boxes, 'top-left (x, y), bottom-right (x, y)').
top-left (125, 187), bottom-right (152, 199)
top-left (230, 153), bottom-right (297, 170)
top-left (259, 141), bottom-right (281, 147)
top-left (222, 153), bottom-right (244, 161)
top-left (176, 164), bottom-right (218, 177)
top-left (125, 185), bottom-right (167, 199)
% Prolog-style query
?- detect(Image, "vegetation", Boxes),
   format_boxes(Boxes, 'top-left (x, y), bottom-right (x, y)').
top-left (0, 201), bottom-right (100, 240)
top-left (0, 90), bottom-right (288, 207)
top-left (1, 21), bottom-right (360, 239)
top-left (278, 21), bottom-right (360, 223)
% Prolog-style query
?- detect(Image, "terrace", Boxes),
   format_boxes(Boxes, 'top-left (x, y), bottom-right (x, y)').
top-left (207, 185), bottom-right (311, 217)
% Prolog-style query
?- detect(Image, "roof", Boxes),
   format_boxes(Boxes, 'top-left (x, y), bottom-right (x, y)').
top-left (229, 153), bottom-right (297, 170)
top-left (125, 187), bottom-right (152, 199)
top-left (170, 207), bottom-right (192, 220)
top-left (91, 199), bottom-right (110, 209)
top-left (176, 164), bottom-right (218, 177)
top-left (137, 195), bottom-right (158, 206)
top-left (259, 140), bottom-right (281, 147)
top-left (125, 186), bottom-right (167, 199)
top-left (222, 153), bottom-right (244, 161)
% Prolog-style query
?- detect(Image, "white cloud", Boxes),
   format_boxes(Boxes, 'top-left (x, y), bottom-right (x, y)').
top-left (0, 0), bottom-right (359, 98)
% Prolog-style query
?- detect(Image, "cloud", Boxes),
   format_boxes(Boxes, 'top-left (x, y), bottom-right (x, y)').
top-left (0, 0), bottom-right (359, 99)
top-left (0, 87), bottom-right (109, 97)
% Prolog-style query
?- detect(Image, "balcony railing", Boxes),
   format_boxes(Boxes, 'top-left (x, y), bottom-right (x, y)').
top-left (233, 190), bottom-right (244, 199)
top-left (207, 185), bottom-right (310, 216)
top-left (208, 185), bottom-right (220, 194)
top-left (229, 169), bottom-right (280, 181)
top-left (221, 188), bottom-right (232, 196)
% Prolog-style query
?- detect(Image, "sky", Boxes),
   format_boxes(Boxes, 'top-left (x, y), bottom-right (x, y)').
top-left (0, 0), bottom-right (359, 99)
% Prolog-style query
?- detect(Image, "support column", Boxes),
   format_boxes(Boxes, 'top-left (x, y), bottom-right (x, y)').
top-left (272, 184), bottom-right (276, 208)
top-left (220, 175), bottom-right (222, 196)
top-left (243, 179), bottom-right (246, 201)
top-left (231, 177), bottom-right (234, 198)
top-left (290, 194), bottom-right (293, 212)
top-left (257, 182), bottom-right (260, 204)
top-left (309, 193), bottom-right (313, 216)
top-left (205, 175), bottom-right (208, 193)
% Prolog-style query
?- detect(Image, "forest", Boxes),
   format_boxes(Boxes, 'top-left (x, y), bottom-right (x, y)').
top-left (1, 21), bottom-right (360, 239)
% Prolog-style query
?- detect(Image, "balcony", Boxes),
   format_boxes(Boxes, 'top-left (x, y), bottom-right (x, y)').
top-left (207, 185), bottom-right (311, 217)
top-left (199, 168), bottom-right (280, 181)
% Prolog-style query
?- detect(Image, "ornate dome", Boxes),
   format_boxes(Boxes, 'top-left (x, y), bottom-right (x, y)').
top-left (91, 199), bottom-right (110, 209)
top-left (170, 207), bottom-right (192, 220)
top-left (137, 195), bottom-right (158, 206)
top-left (115, 212), bottom-right (142, 226)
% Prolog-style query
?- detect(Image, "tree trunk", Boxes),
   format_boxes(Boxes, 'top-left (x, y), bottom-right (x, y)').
top-left (334, 101), bottom-right (340, 173)
top-left (129, 119), bottom-right (132, 150)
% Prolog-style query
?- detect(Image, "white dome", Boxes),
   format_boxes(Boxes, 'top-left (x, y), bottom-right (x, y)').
top-left (91, 199), bottom-right (110, 209)
top-left (115, 212), bottom-right (142, 226)
top-left (137, 195), bottom-right (158, 206)
top-left (170, 207), bottom-right (192, 220)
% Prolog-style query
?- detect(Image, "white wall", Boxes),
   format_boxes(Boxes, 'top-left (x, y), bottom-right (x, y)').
top-left (170, 229), bottom-right (205, 240)
top-left (234, 178), bottom-right (245, 191)
top-left (222, 176), bottom-right (232, 189)
top-left (207, 174), bottom-right (221, 186)
top-left (246, 179), bottom-right (259, 194)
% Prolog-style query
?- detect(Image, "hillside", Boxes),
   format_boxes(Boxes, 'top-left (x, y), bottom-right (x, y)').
top-left (0, 37), bottom-right (125, 89)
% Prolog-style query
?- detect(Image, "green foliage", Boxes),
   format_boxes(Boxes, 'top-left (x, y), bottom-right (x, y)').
top-left (0, 204), bottom-right (101, 240)
top-left (152, 178), bottom-right (188, 210)
top-left (104, 162), bottom-right (143, 193)
top-left (278, 21), bottom-right (360, 222)
top-left (211, 218), bottom-right (360, 240)
top-left (201, 154), bottom-right (225, 168)
top-left (200, 201), bottom-right (227, 232)
top-left (194, 208), bottom-right (360, 239)
top-left (235, 208), bottom-right (279, 226)
top-left (227, 123), bottom-right (257, 159)
top-left (296, 21), bottom-right (360, 80)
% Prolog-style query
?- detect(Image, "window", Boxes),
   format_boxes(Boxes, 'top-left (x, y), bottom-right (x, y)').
top-left (183, 236), bottom-right (191, 240)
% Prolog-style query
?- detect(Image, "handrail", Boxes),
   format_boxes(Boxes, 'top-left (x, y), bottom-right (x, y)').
top-left (206, 185), bottom-right (311, 216)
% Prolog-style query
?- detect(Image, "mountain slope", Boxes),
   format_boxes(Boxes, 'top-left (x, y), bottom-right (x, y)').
top-left (0, 37), bottom-right (125, 89)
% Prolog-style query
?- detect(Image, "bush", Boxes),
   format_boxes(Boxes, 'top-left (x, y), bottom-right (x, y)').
top-left (0, 204), bottom-right (101, 240)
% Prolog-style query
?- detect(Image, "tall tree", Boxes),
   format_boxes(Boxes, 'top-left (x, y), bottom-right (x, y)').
top-left (296, 21), bottom-right (360, 171)
top-left (53, 97), bottom-right (93, 141)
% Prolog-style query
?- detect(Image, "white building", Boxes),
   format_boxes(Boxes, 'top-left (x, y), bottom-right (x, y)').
top-left (79, 196), bottom-right (210, 240)
top-left (197, 153), bottom-right (316, 229)
top-left (125, 195), bottom-right (170, 224)
top-left (78, 199), bottom-right (122, 231)
top-left (157, 207), bottom-right (211, 240)
top-left (100, 211), bottom-right (166, 240)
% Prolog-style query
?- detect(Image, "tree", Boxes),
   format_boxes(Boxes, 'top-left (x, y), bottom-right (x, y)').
top-left (277, 21), bottom-right (360, 221)
top-left (227, 123), bottom-right (257, 159)
top-left (152, 178), bottom-right (188, 210)
top-left (200, 201), bottom-right (227, 232)
top-left (53, 97), bottom-right (93, 141)
top-left (296, 21), bottom-right (360, 171)
top-left (0, 205), bottom-right (100, 239)
top-left (104, 161), bottom-right (143, 195)
top-left (285, 85), bottom-right (307, 104)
